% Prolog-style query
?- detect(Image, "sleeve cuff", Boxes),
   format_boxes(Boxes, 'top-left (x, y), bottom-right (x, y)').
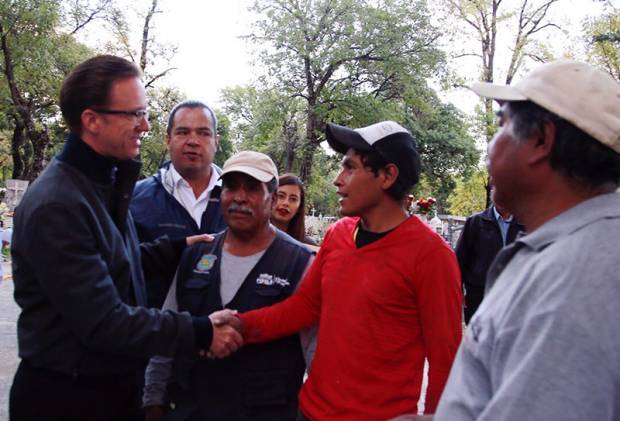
top-left (191, 315), bottom-right (213, 349)
top-left (169, 237), bottom-right (187, 256)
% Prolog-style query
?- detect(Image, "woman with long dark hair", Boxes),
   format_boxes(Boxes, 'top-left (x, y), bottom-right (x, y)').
top-left (271, 173), bottom-right (317, 246)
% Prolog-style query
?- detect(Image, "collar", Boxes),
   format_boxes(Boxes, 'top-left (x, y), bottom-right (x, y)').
top-left (162, 163), bottom-right (221, 196)
top-left (518, 192), bottom-right (620, 252)
top-left (493, 206), bottom-right (514, 223)
top-left (57, 133), bottom-right (118, 185)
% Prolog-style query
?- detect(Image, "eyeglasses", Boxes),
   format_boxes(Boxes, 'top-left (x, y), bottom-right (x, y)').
top-left (92, 109), bottom-right (149, 120)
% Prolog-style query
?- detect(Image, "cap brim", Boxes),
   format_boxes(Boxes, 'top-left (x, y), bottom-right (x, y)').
top-left (219, 166), bottom-right (274, 182)
top-left (325, 123), bottom-right (372, 154)
top-left (470, 82), bottom-right (528, 101)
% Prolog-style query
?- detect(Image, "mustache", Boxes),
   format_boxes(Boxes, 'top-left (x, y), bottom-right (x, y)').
top-left (228, 203), bottom-right (254, 215)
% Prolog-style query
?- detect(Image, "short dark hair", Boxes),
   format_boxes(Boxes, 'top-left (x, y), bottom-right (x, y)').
top-left (353, 149), bottom-right (412, 201)
top-left (277, 174), bottom-right (307, 241)
top-left (60, 55), bottom-right (142, 135)
top-left (167, 100), bottom-right (218, 136)
top-left (506, 101), bottom-right (620, 188)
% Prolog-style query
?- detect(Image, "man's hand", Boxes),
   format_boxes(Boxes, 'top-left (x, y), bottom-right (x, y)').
top-left (207, 322), bottom-right (243, 358)
top-left (185, 233), bottom-right (215, 246)
top-left (209, 309), bottom-right (242, 332)
top-left (199, 310), bottom-right (244, 359)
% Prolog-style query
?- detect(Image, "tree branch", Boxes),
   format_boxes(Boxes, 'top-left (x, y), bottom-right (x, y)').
top-left (69, 0), bottom-right (112, 35)
top-left (140, 0), bottom-right (159, 73)
top-left (144, 67), bottom-right (176, 88)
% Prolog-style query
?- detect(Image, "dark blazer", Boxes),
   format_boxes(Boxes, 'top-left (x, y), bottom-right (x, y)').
top-left (455, 206), bottom-right (524, 289)
top-left (12, 135), bottom-right (195, 377)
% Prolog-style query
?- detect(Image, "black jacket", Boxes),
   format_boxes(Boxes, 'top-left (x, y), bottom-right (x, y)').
top-left (455, 206), bottom-right (524, 289)
top-left (12, 134), bottom-right (196, 377)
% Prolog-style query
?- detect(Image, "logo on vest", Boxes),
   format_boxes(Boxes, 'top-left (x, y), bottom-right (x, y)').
top-left (194, 254), bottom-right (217, 274)
top-left (256, 273), bottom-right (290, 287)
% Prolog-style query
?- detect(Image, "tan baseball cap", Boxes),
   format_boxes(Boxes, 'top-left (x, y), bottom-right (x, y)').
top-left (471, 60), bottom-right (620, 153)
top-left (220, 151), bottom-right (278, 182)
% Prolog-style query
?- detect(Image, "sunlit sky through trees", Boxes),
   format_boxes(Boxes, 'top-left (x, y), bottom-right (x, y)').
top-left (73, 0), bottom-right (615, 115)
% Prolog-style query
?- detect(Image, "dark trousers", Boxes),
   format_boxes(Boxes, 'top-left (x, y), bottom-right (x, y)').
top-left (10, 360), bottom-right (142, 421)
top-left (464, 283), bottom-right (485, 324)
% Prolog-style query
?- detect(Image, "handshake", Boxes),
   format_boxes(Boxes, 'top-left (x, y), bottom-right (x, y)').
top-left (202, 309), bottom-right (244, 359)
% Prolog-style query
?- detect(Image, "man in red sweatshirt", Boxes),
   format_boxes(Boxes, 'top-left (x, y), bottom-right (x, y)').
top-left (216, 121), bottom-right (462, 420)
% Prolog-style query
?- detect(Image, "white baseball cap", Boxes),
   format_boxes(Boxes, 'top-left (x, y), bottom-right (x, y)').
top-left (471, 60), bottom-right (620, 153)
top-left (325, 121), bottom-right (421, 188)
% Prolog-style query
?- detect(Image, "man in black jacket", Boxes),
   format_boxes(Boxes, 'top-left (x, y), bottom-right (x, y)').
top-left (9, 55), bottom-right (242, 421)
top-left (455, 197), bottom-right (524, 323)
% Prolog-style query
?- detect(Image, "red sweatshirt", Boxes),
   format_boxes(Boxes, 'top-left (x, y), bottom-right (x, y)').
top-left (240, 216), bottom-right (462, 420)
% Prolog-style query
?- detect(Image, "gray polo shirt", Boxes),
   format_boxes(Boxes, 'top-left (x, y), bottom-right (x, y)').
top-left (436, 192), bottom-right (620, 421)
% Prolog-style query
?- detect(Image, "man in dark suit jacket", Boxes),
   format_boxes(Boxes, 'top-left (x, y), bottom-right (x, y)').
top-left (9, 55), bottom-right (241, 421)
top-left (455, 200), bottom-right (524, 323)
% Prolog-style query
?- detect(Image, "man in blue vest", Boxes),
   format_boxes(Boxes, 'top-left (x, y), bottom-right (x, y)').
top-left (143, 151), bottom-right (313, 421)
top-left (131, 100), bottom-right (227, 309)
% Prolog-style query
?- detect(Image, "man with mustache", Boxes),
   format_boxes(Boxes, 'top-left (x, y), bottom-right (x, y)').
top-left (143, 151), bottom-right (313, 421)
top-left (131, 100), bottom-right (226, 309)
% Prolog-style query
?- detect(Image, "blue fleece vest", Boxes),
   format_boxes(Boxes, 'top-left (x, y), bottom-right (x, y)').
top-left (168, 230), bottom-right (311, 421)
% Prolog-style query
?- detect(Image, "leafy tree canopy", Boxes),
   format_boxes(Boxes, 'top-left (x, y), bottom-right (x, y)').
top-left (247, 0), bottom-right (446, 181)
top-left (447, 168), bottom-right (488, 216)
top-left (0, 0), bottom-right (92, 180)
top-left (584, 7), bottom-right (620, 80)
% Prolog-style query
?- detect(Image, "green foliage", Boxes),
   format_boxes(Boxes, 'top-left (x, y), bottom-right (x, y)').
top-left (447, 168), bottom-right (488, 216)
top-left (221, 85), bottom-right (306, 171)
top-left (583, 9), bottom-right (620, 80)
top-left (304, 151), bottom-right (340, 216)
top-left (221, 85), bottom-right (340, 214)
top-left (214, 111), bottom-right (233, 167)
top-left (138, 86), bottom-right (184, 177)
top-left (247, 0), bottom-right (447, 181)
top-left (407, 98), bottom-right (480, 210)
top-left (0, 130), bottom-right (12, 182)
top-left (227, 0), bottom-right (480, 214)
top-left (0, 0), bottom-right (92, 179)
top-left (222, 83), bottom-right (479, 216)
top-left (473, 101), bottom-right (497, 145)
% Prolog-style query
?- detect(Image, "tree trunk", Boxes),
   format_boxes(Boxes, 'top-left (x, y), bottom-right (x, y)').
top-left (11, 119), bottom-right (26, 180)
top-left (283, 118), bottom-right (298, 173)
top-left (140, 0), bottom-right (158, 73)
top-left (2, 22), bottom-right (51, 181)
top-left (27, 130), bottom-right (51, 180)
top-left (299, 106), bottom-right (321, 183)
